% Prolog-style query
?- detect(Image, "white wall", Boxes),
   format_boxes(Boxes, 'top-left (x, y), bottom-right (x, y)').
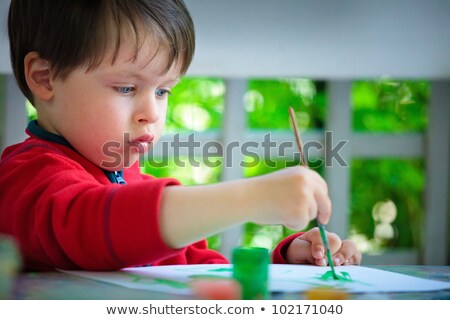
top-left (1, 0), bottom-right (450, 78)
top-left (185, 0), bottom-right (450, 79)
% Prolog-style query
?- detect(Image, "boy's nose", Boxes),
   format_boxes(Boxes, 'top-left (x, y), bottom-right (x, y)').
top-left (135, 96), bottom-right (160, 124)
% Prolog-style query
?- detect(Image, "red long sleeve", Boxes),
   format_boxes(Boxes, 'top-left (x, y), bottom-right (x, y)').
top-left (271, 232), bottom-right (304, 264)
top-left (0, 135), bottom-right (227, 270)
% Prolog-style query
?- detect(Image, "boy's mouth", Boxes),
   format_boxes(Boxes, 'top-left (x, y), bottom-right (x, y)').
top-left (129, 134), bottom-right (154, 153)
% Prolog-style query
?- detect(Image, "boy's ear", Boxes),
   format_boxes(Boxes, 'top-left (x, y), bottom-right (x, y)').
top-left (24, 52), bottom-right (54, 101)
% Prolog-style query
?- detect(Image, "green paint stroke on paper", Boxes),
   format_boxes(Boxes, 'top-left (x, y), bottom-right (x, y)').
top-left (125, 273), bottom-right (146, 283)
top-left (207, 268), bottom-right (233, 272)
top-left (189, 274), bottom-right (230, 280)
top-left (316, 271), bottom-right (371, 286)
top-left (153, 278), bottom-right (189, 289)
top-left (124, 273), bottom-right (189, 289)
top-left (320, 271), bottom-right (353, 282)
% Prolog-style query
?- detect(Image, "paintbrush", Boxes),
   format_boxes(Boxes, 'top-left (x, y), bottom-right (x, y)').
top-left (288, 107), bottom-right (339, 280)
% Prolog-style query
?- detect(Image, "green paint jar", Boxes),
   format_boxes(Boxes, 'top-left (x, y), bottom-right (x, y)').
top-left (232, 247), bottom-right (269, 300)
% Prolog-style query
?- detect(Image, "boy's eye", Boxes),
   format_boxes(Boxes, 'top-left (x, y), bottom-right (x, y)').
top-left (116, 87), bottom-right (135, 95)
top-left (155, 88), bottom-right (171, 98)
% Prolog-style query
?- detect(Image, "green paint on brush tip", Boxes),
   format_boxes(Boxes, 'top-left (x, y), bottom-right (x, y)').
top-left (319, 271), bottom-right (353, 282)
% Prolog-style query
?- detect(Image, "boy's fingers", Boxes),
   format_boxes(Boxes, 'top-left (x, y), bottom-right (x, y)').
top-left (310, 169), bottom-right (328, 191)
top-left (286, 238), bottom-right (315, 264)
top-left (332, 252), bottom-right (345, 266)
top-left (308, 197), bottom-right (319, 222)
top-left (299, 228), bottom-right (326, 260)
top-left (300, 229), bottom-right (343, 265)
top-left (299, 228), bottom-right (322, 259)
top-left (345, 247), bottom-right (362, 265)
top-left (321, 233), bottom-right (341, 265)
top-left (314, 187), bottom-right (332, 225)
top-left (312, 171), bottom-right (331, 224)
top-left (314, 258), bottom-right (327, 266)
top-left (311, 242), bottom-right (324, 260)
top-left (332, 240), bottom-right (362, 266)
top-left (327, 232), bottom-right (342, 255)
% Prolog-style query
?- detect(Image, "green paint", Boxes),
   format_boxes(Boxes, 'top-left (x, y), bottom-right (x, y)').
top-left (125, 273), bottom-right (145, 283)
top-left (189, 274), bottom-right (230, 280)
top-left (320, 271), bottom-right (353, 282)
top-left (124, 273), bottom-right (189, 289)
top-left (207, 268), bottom-right (233, 272)
top-left (153, 278), bottom-right (189, 289)
top-left (315, 271), bottom-right (372, 287)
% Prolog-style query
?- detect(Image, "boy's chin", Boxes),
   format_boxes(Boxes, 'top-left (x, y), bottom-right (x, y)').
top-left (99, 156), bottom-right (140, 171)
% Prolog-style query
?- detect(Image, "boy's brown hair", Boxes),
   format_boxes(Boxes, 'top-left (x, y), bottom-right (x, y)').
top-left (8, 0), bottom-right (195, 104)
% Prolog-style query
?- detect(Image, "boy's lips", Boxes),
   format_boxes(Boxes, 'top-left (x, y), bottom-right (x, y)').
top-left (130, 134), bottom-right (154, 143)
top-left (129, 134), bottom-right (154, 153)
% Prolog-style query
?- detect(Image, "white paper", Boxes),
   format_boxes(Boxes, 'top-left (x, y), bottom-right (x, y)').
top-left (60, 264), bottom-right (450, 296)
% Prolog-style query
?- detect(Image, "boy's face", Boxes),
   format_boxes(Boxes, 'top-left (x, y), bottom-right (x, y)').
top-left (46, 37), bottom-right (180, 171)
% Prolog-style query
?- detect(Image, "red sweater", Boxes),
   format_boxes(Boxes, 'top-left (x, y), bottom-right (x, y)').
top-left (0, 122), bottom-right (295, 271)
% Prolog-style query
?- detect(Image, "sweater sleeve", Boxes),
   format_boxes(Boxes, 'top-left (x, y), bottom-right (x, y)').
top-left (0, 144), bottom-right (184, 271)
top-left (271, 232), bottom-right (304, 264)
top-left (152, 239), bottom-right (229, 266)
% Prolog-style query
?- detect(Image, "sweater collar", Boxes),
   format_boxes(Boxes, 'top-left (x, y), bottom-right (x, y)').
top-left (27, 120), bottom-right (73, 150)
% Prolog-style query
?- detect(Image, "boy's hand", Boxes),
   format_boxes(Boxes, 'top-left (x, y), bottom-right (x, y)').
top-left (250, 166), bottom-right (331, 230)
top-left (285, 227), bottom-right (362, 266)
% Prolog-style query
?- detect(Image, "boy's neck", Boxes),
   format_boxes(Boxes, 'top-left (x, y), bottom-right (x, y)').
top-left (35, 110), bottom-right (61, 136)
top-left (27, 120), bottom-right (126, 184)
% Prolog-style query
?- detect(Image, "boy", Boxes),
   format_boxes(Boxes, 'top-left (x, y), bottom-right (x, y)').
top-left (0, 0), bottom-right (361, 271)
